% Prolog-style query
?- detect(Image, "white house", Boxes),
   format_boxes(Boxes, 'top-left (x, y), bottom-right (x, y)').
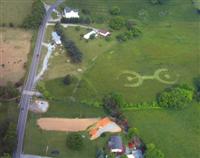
top-left (52, 32), bottom-right (61, 45)
top-left (83, 30), bottom-right (98, 40)
top-left (98, 29), bottom-right (111, 37)
top-left (63, 7), bottom-right (79, 18)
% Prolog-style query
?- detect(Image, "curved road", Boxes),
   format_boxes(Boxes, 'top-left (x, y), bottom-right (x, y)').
top-left (14, 1), bottom-right (63, 158)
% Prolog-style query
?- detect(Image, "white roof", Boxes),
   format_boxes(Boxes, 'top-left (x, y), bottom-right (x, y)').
top-left (83, 31), bottom-right (97, 39)
top-left (52, 32), bottom-right (61, 44)
top-left (63, 10), bottom-right (79, 18)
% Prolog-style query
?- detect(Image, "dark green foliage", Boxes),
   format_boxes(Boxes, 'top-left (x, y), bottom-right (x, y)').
top-left (22, 0), bottom-right (45, 29)
top-left (149, 0), bottom-right (165, 5)
top-left (109, 6), bottom-right (121, 15)
top-left (75, 26), bottom-right (81, 31)
top-left (0, 119), bottom-right (17, 156)
top-left (193, 75), bottom-right (200, 101)
top-left (63, 75), bottom-right (72, 85)
top-left (0, 82), bottom-right (19, 100)
top-left (37, 81), bottom-right (51, 99)
top-left (127, 127), bottom-right (140, 139)
top-left (61, 17), bottom-right (91, 24)
top-left (55, 22), bottom-right (83, 63)
top-left (116, 27), bottom-right (142, 42)
top-left (109, 16), bottom-right (125, 30)
top-left (9, 23), bottom-right (14, 28)
top-left (82, 9), bottom-right (91, 15)
top-left (157, 85), bottom-right (193, 109)
top-left (66, 133), bottom-right (83, 150)
top-left (102, 92), bottom-right (124, 117)
top-left (145, 143), bottom-right (165, 158)
top-left (89, 33), bottom-right (96, 40)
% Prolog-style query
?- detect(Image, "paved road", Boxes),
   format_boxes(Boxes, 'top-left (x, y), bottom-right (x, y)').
top-left (14, 1), bottom-right (63, 158)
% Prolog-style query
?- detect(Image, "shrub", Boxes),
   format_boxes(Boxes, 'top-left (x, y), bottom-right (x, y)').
top-left (109, 16), bottom-right (125, 30)
top-left (149, 0), bottom-right (165, 4)
top-left (0, 82), bottom-right (19, 99)
top-left (157, 85), bottom-right (193, 109)
top-left (109, 6), bottom-right (121, 15)
top-left (75, 26), bottom-right (80, 31)
top-left (9, 23), bottom-right (14, 28)
top-left (82, 9), bottom-right (90, 15)
top-left (193, 75), bottom-right (200, 101)
top-left (145, 143), bottom-right (165, 158)
top-left (63, 75), bottom-right (72, 85)
top-left (127, 127), bottom-right (140, 139)
top-left (66, 133), bottom-right (83, 150)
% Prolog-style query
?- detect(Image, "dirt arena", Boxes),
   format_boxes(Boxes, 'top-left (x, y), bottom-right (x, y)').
top-left (0, 28), bottom-right (32, 85)
top-left (37, 118), bottom-right (100, 132)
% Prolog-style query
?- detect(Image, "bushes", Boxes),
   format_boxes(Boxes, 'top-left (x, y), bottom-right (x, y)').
top-left (66, 133), bottom-right (83, 150)
top-left (193, 75), bottom-right (200, 101)
top-left (145, 143), bottom-right (165, 158)
top-left (109, 16), bottom-right (125, 30)
top-left (61, 17), bottom-right (92, 24)
top-left (37, 81), bottom-right (52, 99)
top-left (149, 0), bottom-right (166, 5)
top-left (157, 85), bottom-right (193, 109)
top-left (22, 0), bottom-right (45, 29)
top-left (0, 82), bottom-right (19, 100)
top-left (63, 75), bottom-right (72, 85)
top-left (55, 22), bottom-right (83, 63)
top-left (109, 6), bottom-right (121, 15)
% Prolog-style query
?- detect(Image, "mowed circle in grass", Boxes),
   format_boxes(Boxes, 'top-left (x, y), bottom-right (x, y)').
top-left (117, 68), bottom-right (179, 87)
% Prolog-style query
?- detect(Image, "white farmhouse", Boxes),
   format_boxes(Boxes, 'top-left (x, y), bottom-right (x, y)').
top-left (63, 7), bottom-right (79, 18)
top-left (83, 30), bottom-right (98, 40)
top-left (52, 32), bottom-right (61, 45)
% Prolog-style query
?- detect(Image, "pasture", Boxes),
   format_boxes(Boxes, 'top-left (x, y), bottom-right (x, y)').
top-left (0, 0), bottom-right (32, 26)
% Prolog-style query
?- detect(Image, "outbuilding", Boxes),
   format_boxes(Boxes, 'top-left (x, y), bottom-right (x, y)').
top-left (83, 30), bottom-right (98, 40)
top-left (98, 29), bottom-right (111, 37)
top-left (63, 7), bottom-right (79, 18)
top-left (108, 136), bottom-right (124, 153)
top-left (52, 32), bottom-right (61, 45)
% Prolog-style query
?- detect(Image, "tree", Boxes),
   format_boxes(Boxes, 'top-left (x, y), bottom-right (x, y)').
top-left (127, 127), bottom-right (140, 139)
top-left (63, 75), bottom-right (72, 85)
top-left (145, 143), bottom-right (165, 158)
top-left (157, 85), bottom-right (193, 109)
top-left (102, 92), bottom-right (124, 117)
top-left (109, 16), bottom-right (125, 30)
top-left (110, 6), bottom-right (121, 15)
top-left (89, 33), bottom-right (96, 40)
top-left (66, 133), bottom-right (83, 150)
top-left (22, 0), bottom-right (45, 29)
top-left (149, 0), bottom-right (166, 5)
top-left (193, 75), bottom-right (200, 101)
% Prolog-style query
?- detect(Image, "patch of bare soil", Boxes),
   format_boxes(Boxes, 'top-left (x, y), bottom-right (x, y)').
top-left (0, 28), bottom-right (32, 85)
top-left (37, 118), bottom-right (100, 132)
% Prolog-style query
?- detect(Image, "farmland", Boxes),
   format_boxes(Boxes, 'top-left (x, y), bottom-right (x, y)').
top-left (0, 0), bottom-right (32, 26)
top-left (24, 0), bottom-right (200, 158)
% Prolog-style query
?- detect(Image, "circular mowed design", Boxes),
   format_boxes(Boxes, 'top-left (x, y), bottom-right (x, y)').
top-left (118, 68), bottom-right (179, 87)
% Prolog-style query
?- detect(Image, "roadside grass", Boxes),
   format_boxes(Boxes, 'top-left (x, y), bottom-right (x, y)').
top-left (0, 0), bottom-right (32, 26)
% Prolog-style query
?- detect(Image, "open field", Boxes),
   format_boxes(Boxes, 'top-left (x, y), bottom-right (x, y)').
top-left (0, 28), bottom-right (32, 85)
top-left (0, 0), bottom-right (32, 26)
top-left (25, 0), bottom-right (200, 158)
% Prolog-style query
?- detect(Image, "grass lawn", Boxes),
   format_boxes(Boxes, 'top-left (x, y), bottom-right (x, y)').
top-left (125, 102), bottom-right (200, 158)
top-left (25, 0), bottom-right (200, 157)
top-left (0, 0), bottom-right (32, 26)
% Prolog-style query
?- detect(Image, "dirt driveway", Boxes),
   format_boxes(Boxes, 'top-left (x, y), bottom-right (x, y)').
top-left (0, 28), bottom-right (32, 85)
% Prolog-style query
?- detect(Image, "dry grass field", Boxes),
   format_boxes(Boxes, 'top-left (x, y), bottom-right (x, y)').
top-left (0, 28), bottom-right (32, 85)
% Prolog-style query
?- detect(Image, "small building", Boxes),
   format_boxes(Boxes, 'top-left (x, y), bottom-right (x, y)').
top-left (98, 29), bottom-right (111, 37)
top-left (83, 30), bottom-right (98, 40)
top-left (63, 7), bottom-right (79, 18)
top-left (29, 100), bottom-right (49, 113)
top-left (108, 136), bottom-right (124, 153)
top-left (127, 149), bottom-right (143, 158)
top-left (52, 32), bottom-right (61, 45)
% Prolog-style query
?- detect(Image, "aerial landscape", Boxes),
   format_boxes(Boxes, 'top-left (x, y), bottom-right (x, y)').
top-left (0, 0), bottom-right (199, 158)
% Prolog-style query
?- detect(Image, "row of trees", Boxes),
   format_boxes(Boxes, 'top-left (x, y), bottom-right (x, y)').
top-left (0, 82), bottom-right (19, 100)
top-left (61, 17), bottom-right (92, 24)
top-left (55, 23), bottom-right (83, 63)
top-left (0, 118), bottom-right (17, 156)
top-left (22, 0), bottom-right (45, 29)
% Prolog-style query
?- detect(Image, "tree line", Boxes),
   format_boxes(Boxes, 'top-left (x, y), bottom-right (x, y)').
top-left (55, 22), bottom-right (83, 63)
top-left (22, 0), bottom-right (45, 29)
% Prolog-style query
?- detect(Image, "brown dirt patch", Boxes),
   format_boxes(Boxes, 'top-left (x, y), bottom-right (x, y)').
top-left (0, 28), bottom-right (32, 85)
top-left (37, 118), bottom-right (100, 132)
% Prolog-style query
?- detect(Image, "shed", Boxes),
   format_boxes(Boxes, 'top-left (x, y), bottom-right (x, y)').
top-left (83, 30), bottom-right (98, 40)
top-left (98, 29), bottom-right (111, 37)
top-left (108, 136), bottom-right (124, 153)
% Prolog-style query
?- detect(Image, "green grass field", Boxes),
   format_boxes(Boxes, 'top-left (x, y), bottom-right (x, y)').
top-left (0, 0), bottom-right (32, 26)
top-left (24, 0), bottom-right (200, 157)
